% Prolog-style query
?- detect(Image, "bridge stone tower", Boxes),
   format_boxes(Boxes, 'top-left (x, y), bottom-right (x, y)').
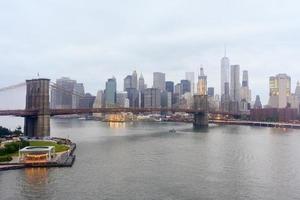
top-left (193, 95), bottom-right (208, 128)
top-left (24, 79), bottom-right (50, 138)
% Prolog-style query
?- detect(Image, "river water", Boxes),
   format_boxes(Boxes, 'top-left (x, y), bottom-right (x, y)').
top-left (1, 118), bottom-right (300, 200)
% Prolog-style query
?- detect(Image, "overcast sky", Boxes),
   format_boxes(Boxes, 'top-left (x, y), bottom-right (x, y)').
top-left (0, 0), bottom-right (300, 105)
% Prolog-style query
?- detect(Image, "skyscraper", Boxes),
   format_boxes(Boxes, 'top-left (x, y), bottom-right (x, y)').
top-left (93, 90), bottom-right (105, 118)
top-left (197, 67), bottom-right (207, 95)
top-left (153, 72), bottom-right (165, 91)
top-left (268, 74), bottom-right (291, 108)
top-left (116, 92), bottom-right (129, 107)
top-left (126, 88), bottom-right (139, 108)
top-left (220, 48), bottom-right (230, 96)
top-left (242, 70), bottom-right (248, 87)
top-left (180, 80), bottom-right (191, 95)
top-left (207, 87), bottom-right (214, 97)
top-left (240, 70), bottom-right (251, 109)
top-left (51, 77), bottom-right (80, 109)
top-left (143, 88), bottom-right (161, 108)
top-left (174, 83), bottom-right (181, 95)
top-left (138, 73), bottom-right (146, 91)
top-left (124, 75), bottom-right (132, 91)
top-left (165, 81), bottom-right (174, 93)
top-left (185, 72), bottom-right (195, 94)
top-left (105, 77), bottom-right (117, 107)
top-left (295, 81), bottom-right (300, 102)
top-left (230, 65), bottom-right (240, 102)
top-left (221, 82), bottom-right (230, 112)
top-left (132, 70), bottom-right (138, 89)
top-left (72, 83), bottom-right (85, 109)
top-left (79, 93), bottom-right (96, 109)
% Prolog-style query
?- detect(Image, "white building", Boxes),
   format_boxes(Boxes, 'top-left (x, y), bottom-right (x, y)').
top-left (153, 72), bottom-right (165, 91)
top-left (220, 53), bottom-right (230, 96)
top-left (268, 74), bottom-right (291, 108)
top-left (93, 90), bottom-right (105, 118)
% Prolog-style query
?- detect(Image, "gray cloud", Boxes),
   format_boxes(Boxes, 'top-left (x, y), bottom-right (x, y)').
top-left (0, 0), bottom-right (300, 105)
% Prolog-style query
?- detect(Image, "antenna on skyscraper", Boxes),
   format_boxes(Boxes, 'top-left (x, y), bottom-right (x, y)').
top-left (224, 44), bottom-right (227, 57)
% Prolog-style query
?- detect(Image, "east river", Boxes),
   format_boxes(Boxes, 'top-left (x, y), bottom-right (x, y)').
top-left (1, 117), bottom-right (300, 200)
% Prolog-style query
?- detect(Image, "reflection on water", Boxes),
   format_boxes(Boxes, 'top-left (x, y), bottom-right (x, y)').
top-left (24, 168), bottom-right (49, 185)
top-left (271, 127), bottom-right (293, 134)
top-left (1, 119), bottom-right (300, 200)
top-left (18, 168), bottom-right (52, 200)
top-left (107, 122), bottom-right (126, 129)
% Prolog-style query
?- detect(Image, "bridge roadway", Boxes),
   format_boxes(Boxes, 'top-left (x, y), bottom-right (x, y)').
top-left (0, 108), bottom-right (237, 117)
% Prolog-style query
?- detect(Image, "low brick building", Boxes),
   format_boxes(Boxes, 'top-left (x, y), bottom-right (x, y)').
top-left (250, 108), bottom-right (298, 122)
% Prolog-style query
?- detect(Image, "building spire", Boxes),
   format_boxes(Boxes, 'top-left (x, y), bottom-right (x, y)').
top-left (200, 67), bottom-right (205, 76)
top-left (224, 44), bottom-right (227, 57)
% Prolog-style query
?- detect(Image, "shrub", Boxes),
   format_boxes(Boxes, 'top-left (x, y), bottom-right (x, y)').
top-left (2, 140), bottom-right (30, 155)
top-left (0, 155), bottom-right (12, 162)
top-left (20, 140), bottom-right (30, 148)
top-left (0, 148), bottom-right (6, 156)
top-left (4, 143), bottom-right (18, 154)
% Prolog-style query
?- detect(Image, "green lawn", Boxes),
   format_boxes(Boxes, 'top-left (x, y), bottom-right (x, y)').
top-left (29, 141), bottom-right (70, 153)
top-left (0, 140), bottom-right (70, 162)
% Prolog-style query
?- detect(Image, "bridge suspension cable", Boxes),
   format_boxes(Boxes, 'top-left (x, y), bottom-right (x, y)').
top-left (0, 82), bottom-right (26, 92)
top-left (50, 82), bottom-right (85, 98)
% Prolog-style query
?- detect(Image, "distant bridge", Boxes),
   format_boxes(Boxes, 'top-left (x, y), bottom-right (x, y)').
top-left (0, 108), bottom-right (237, 117)
top-left (0, 78), bottom-right (241, 137)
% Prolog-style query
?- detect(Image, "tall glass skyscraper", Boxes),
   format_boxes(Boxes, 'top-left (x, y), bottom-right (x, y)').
top-left (220, 50), bottom-right (230, 96)
top-left (105, 77), bottom-right (117, 107)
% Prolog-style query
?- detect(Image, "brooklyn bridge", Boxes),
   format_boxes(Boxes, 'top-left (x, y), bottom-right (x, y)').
top-left (0, 78), bottom-right (240, 137)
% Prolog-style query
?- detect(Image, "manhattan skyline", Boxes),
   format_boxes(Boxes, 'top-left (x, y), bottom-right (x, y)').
top-left (1, 0), bottom-right (300, 103)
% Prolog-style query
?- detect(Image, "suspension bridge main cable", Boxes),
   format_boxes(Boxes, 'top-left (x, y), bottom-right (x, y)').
top-left (0, 82), bottom-right (26, 92)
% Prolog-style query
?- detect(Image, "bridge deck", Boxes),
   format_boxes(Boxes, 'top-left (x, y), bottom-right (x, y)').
top-left (0, 108), bottom-right (237, 117)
